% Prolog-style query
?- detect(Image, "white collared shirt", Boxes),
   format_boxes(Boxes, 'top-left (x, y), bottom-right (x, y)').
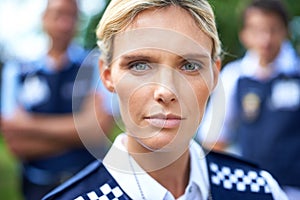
top-left (103, 134), bottom-right (288, 200)
top-left (103, 134), bottom-right (209, 200)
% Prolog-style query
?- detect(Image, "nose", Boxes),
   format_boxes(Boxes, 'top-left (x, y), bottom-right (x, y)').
top-left (154, 85), bottom-right (177, 104)
top-left (153, 67), bottom-right (177, 104)
top-left (258, 30), bottom-right (273, 48)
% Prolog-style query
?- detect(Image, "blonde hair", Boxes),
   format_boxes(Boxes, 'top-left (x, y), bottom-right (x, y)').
top-left (96, 0), bottom-right (221, 63)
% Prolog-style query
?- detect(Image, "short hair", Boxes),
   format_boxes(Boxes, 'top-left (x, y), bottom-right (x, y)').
top-left (96, 0), bottom-right (221, 64)
top-left (241, 0), bottom-right (289, 29)
top-left (45, 0), bottom-right (79, 15)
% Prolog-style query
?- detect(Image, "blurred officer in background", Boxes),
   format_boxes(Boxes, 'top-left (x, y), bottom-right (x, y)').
top-left (198, 0), bottom-right (300, 199)
top-left (0, 0), bottom-right (115, 199)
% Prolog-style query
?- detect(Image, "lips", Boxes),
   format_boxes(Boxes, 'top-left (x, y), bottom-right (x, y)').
top-left (144, 113), bottom-right (184, 129)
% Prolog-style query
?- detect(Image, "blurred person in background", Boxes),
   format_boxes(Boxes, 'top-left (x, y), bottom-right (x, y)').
top-left (0, 0), bottom-right (115, 199)
top-left (198, 0), bottom-right (300, 199)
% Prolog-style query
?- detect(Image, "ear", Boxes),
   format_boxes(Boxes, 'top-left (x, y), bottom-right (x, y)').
top-left (214, 58), bottom-right (221, 71)
top-left (99, 59), bottom-right (115, 93)
top-left (212, 58), bottom-right (221, 90)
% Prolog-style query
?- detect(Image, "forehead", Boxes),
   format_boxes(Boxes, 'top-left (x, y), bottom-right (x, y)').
top-left (112, 6), bottom-right (212, 60)
top-left (244, 8), bottom-right (284, 26)
top-left (47, 0), bottom-right (77, 12)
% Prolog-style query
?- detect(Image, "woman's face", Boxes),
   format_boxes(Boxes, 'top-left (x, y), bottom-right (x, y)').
top-left (101, 6), bottom-right (219, 153)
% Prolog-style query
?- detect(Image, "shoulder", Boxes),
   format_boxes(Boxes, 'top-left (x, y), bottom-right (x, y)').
top-left (42, 161), bottom-right (106, 200)
top-left (2, 60), bottom-right (42, 80)
top-left (206, 150), bottom-right (258, 170)
top-left (2, 61), bottom-right (20, 77)
top-left (67, 43), bottom-right (89, 64)
top-left (220, 59), bottom-right (244, 88)
top-left (43, 160), bottom-right (131, 200)
top-left (221, 59), bottom-right (243, 75)
top-left (205, 151), bottom-right (283, 199)
top-left (42, 161), bottom-right (101, 200)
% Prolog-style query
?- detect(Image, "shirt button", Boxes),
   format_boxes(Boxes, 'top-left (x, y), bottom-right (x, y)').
top-left (189, 186), bottom-right (193, 193)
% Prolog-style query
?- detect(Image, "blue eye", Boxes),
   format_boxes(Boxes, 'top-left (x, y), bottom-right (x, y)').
top-left (181, 62), bottom-right (202, 72)
top-left (129, 62), bottom-right (151, 71)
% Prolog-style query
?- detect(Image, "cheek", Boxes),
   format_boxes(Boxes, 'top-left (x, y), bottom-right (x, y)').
top-left (196, 86), bottom-right (210, 113)
top-left (271, 34), bottom-right (285, 49)
top-left (183, 79), bottom-right (210, 122)
top-left (115, 75), bottom-right (151, 123)
top-left (128, 89), bottom-right (151, 121)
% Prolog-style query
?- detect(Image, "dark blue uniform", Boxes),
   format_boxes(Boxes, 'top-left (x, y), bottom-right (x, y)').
top-left (1, 44), bottom-right (99, 200)
top-left (19, 57), bottom-right (96, 178)
top-left (236, 74), bottom-right (300, 187)
top-left (43, 151), bottom-right (274, 200)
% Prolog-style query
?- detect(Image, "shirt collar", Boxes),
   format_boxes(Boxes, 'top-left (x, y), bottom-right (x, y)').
top-left (241, 40), bottom-right (299, 79)
top-left (103, 134), bottom-right (210, 200)
top-left (36, 43), bottom-right (86, 73)
top-left (187, 140), bottom-right (210, 200)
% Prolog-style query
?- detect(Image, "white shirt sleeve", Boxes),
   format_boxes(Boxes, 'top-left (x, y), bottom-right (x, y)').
top-left (1, 61), bottom-right (20, 118)
top-left (217, 63), bottom-right (241, 142)
top-left (196, 62), bottom-right (242, 145)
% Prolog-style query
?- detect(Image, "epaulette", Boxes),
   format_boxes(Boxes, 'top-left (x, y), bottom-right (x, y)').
top-left (206, 151), bottom-right (274, 200)
top-left (42, 161), bottom-right (101, 200)
top-left (207, 150), bottom-right (258, 167)
top-left (42, 161), bottom-right (131, 200)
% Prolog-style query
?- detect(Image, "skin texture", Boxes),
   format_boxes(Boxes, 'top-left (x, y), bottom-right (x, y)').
top-left (100, 5), bottom-right (220, 198)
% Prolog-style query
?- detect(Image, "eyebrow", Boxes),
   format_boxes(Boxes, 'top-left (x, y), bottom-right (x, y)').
top-left (119, 52), bottom-right (210, 62)
top-left (120, 54), bottom-right (152, 62)
top-left (179, 53), bottom-right (211, 60)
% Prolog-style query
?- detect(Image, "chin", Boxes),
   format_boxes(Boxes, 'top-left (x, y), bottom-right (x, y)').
top-left (140, 131), bottom-right (188, 152)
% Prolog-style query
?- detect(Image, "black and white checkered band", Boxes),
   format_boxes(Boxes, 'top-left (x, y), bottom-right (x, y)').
top-left (209, 162), bottom-right (271, 194)
top-left (74, 183), bottom-right (125, 200)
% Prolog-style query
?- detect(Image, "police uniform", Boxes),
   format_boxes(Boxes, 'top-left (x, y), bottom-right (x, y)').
top-left (236, 70), bottom-right (300, 187)
top-left (198, 41), bottom-right (300, 196)
top-left (1, 44), bottom-right (109, 200)
top-left (42, 134), bottom-right (287, 200)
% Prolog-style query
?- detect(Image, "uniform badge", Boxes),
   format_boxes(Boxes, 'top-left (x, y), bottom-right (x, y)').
top-left (242, 92), bottom-right (261, 122)
top-left (19, 75), bottom-right (50, 109)
top-left (270, 79), bottom-right (300, 110)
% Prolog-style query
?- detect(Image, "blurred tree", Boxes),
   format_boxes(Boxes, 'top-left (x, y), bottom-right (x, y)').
top-left (83, 0), bottom-right (110, 49)
top-left (290, 16), bottom-right (300, 53)
top-left (83, 0), bottom-right (300, 66)
top-left (208, 0), bottom-right (244, 67)
top-left (209, 0), bottom-right (300, 67)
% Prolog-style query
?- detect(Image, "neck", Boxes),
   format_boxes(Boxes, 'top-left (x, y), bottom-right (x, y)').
top-left (48, 42), bottom-right (69, 70)
top-left (149, 151), bottom-right (190, 198)
top-left (259, 59), bottom-right (270, 68)
top-left (126, 136), bottom-right (191, 198)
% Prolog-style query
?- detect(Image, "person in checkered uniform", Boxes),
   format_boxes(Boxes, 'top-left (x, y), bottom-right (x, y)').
top-left (43, 0), bottom-right (288, 199)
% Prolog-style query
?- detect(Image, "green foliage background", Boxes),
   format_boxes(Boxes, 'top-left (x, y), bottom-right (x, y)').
top-left (0, 1), bottom-right (299, 199)
top-left (83, 0), bottom-right (300, 67)
top-left (209, 0), bottom-right (300, 66)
